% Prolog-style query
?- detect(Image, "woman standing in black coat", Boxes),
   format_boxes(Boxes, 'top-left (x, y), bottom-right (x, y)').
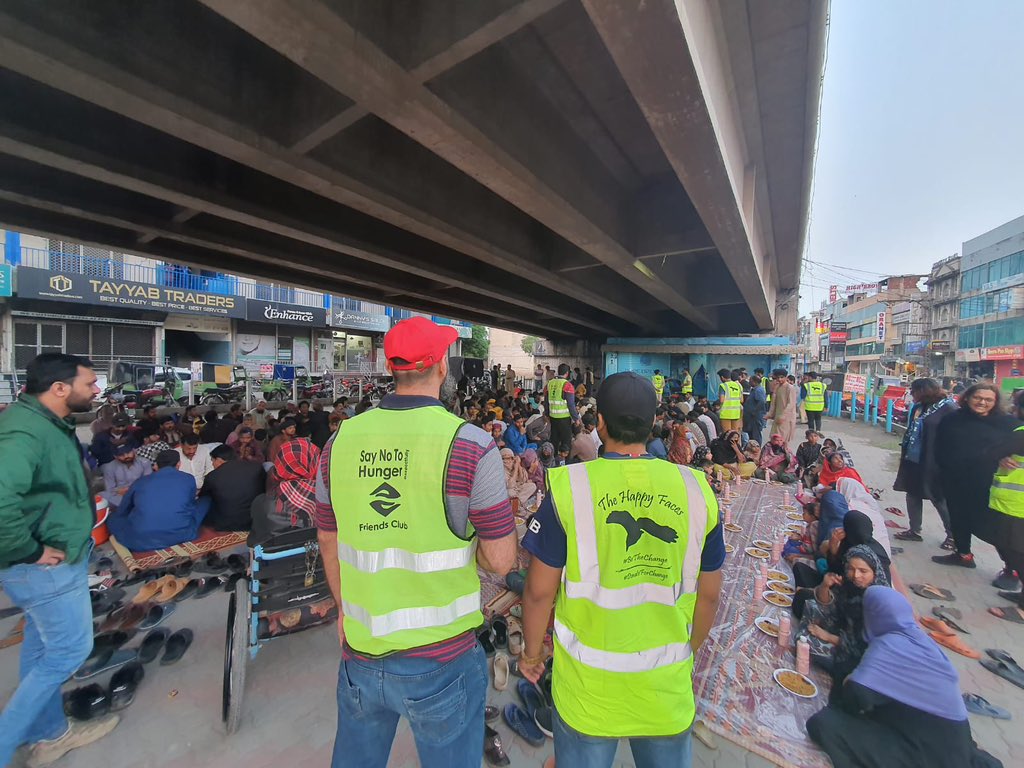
top-left (893, 378), bottom-right (957, 548)
top-left (933, 383), bottom-right (1020, 569)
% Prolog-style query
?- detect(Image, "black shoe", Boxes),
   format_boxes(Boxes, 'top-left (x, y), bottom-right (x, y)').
top-left (893, 530), bottom-right (923, 542)
top-left (993, 569), bottom-right (1021, 591)
top-left (998, 590), bottom-right (1024, 604)
top-left (931, 553), bottom-right (977, 569)
top-left (940, 536), bottom-right (956, 551)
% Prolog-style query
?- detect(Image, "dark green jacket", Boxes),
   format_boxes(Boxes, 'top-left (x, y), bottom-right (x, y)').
top-left (0, 394), bottom-right (94, 569)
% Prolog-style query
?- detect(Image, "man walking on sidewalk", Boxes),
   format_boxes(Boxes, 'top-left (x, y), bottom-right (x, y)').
top-left (0, 354), bottom-right (118, 767)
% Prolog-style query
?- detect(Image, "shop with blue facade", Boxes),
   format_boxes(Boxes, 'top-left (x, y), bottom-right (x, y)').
top-left (603, 337), bottom-right (800, 398)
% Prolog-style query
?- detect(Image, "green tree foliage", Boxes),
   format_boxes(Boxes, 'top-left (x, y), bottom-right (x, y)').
top-left (461, 324), bottom-right (490, 359)
top-left (520, 335), bottom-right (539, 355)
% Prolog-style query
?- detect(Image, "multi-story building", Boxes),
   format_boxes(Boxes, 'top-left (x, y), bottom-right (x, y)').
top-left (0, 230), bottom-right (470, 377)
top-left (925, 254), bottom-right (960, 378)
top-left (835, 275), bottom-right (927, 380)
top-left (956, 215), bottom-right (1024, 383)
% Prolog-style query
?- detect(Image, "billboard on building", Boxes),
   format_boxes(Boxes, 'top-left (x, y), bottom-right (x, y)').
top-left (16, 266), bottom-right (245, 317)
top-left (875, 312), bottom-right (887, 342)
top-left (329, 301), bottom-right (390, 332)
top-left (245, 298), bottom-right (327, 327)
top-left (844, 373), bottom-right (867, 394)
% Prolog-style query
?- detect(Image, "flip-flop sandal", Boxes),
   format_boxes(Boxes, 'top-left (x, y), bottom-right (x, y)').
top-left (99, 605), bottom-right (129, 633)
top-left (985, 649), bottom-right (1024, 671)
top-left (109, 661), bottom-right (145, 711)
top-left (477, 627), bottom-right (495, 657)
top-left (484, 705), bottom-right (499, 724)
top-left (980, 658), bottom-right (1024, 690)
top-left (153, 577), bottom-right (188, 604)
top-left (934, 606), bottom-right (969, 634)
top-left (484, 723), bottom-right (511, 767)
top-left (194, 577), bottom-right (224, 599)
top-left (74, 648), bottom-right (138, 680)
top-left (173, 578), bottom-right (201, 602)
top-left (160, 628), bottom-right (194, 665)
top-left (507, 616), bottom-right (524, 656)
top-left (64, 683), bottom-right (111, 721)
top-left (929, 631), bottom-right (981, 659)
top-left (491, 616), bottom-right (508, 650)
top-left (502, 703), bottom-right (545, 747)
top-left (988, 606), bottom-right (1024, 625)
top-left (117, 603), bottom-right (149, 632)
top-left (885, 507), bottom-right (905, 517)
top-left (139, 603), bottom-right (176, 630)
top-left (918, 616), bottom-right (955, 636)
top-left (884, 520), bottom-right (906, 529)
top-left (222, 572), bottom-right (247, 592)
top-left (132, 576), bottom-right (171, 605)
top-left (136, 628), bottom-right (171, 664)
top-left (0, 606), bottom-right (23, 620)
top-left (534, 705), bottom-right (553, 738)
top-left (91, 587), bottom-right (126, 615)
top-left (893, 530), bottom-right (923, 542)
top-left (0, 617), bottom-right (26, 648)
top-left (88, 630), bottom-right (136, 660)
top-left (962, 693), bottom-right (1012, 720)
top-left (94, 556), bottom-right (114, 571)
top-left (194, 554), bottom-right (228, 574)
top-left (910, 583), bottom-right (955, 601)
top-left (998, 590), bottom-right (1024, 604)
top-left (226, 554), bottom-right (248, 574)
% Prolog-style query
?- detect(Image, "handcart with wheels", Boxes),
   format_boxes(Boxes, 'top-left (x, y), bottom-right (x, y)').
top-left (222, 527), bottom-right (336, 733)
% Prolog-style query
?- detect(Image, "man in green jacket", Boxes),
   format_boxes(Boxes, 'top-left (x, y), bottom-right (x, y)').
top-left (0, 354), bottom-right (120, 768)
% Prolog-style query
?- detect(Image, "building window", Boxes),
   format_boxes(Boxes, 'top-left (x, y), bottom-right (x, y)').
top-left (14, 321), bottom-right (64, 370)
top-left (47, 239), bottom-right (81, 273)
top-left (959, 325), bottom-right (983, 349)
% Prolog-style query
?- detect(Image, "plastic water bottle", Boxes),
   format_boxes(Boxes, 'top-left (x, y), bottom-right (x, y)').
top-left (796, 638), bottom-right (810, 676)
top-left (771, 537), bottom-right (783, 563)
top-left (754, 572), bottom-right (765, 598)
top-left (783, 489), bottom-right (791, 507)
top-left (724, 506), bottom-right (732, 525)
top-left (777, 612), bottom-right (791, 648)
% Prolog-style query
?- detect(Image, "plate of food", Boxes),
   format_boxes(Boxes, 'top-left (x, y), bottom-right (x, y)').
top-left (750, 478), bottom-right (767, 484)
top-left (724, 522), bottom-right (743, 532)
top-left (778, 503), bottom-right (798, 512)
top-left (767, 569), bottom-right (789, 582)
top-left (724, 543), bottom-right (735, 553)
top-left (786, 523), bottom-right (805, 533)
top-left (767, 580), bottom-right (795, 595)
top-left (754, 617), bottom-right (779, 637)
top-left (751, 539), bottom-right (773, 550)
top-left (745, 547), bottom-right (770, 559)
top-left (773, 668), bottom-right (818, 698)
top-left (762, 590), bottom-right (793, 607)
top-left (786, 512), bottom-right (804, 521)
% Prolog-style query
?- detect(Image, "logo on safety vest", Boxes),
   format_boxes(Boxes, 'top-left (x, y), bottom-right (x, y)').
top-left (605, 510), bottom-right (678, 550)
top-left (370, 482), bottom-right (402, 517)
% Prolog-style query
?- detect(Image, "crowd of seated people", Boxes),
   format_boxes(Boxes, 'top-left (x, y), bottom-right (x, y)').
top-left (85, 397), bottom-right (343, 552)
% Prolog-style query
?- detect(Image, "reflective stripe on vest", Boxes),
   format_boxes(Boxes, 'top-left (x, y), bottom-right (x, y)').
top-left (342, 590), bottom-right (480, 638)
top-left (989, 426), bottom-right (1024, 519)
top-left (338, 540), bottom-right (475, 574)
top-left (548, 458), bottom-right (717, 737)
top-left (804, 381), bottom-right (826, 411)
top-left (554, 618), bottom-right (692, 673)
top-left (720, 380), bottom-right (742, 420)
top-left (330, 406), bottom-right (482, 654)
top-left (548, 378), bottom-right (570, 419)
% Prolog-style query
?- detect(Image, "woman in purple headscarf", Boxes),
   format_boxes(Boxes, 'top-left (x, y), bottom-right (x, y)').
top-left (807, 586), bottom-right (1003, 768)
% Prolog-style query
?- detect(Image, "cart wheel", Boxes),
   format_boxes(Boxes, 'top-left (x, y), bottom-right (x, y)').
top-left (222, 577), bottom-right (250, 733)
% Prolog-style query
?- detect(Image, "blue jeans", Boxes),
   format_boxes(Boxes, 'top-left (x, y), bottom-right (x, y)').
top-left (331, 643), bottom-right (487, 768)
top-left (0, 546), bottom-right (94, 766)
top-left (553, 708), bottom-right (693, 768)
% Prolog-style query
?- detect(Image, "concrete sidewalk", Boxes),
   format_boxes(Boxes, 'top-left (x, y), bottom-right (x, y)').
top-left (0, 415), bottom-right (1019, 767)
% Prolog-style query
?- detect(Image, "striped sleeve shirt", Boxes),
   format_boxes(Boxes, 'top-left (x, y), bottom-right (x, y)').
top-left (314, 394), bottom-right (514, 661)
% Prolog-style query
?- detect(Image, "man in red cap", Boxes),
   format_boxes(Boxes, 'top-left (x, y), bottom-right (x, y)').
top-left (315, 316), bottom-right (517, 768)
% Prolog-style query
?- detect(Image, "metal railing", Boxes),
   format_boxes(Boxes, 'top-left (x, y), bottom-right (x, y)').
top-left (17, 247), bottom-right (326, 308)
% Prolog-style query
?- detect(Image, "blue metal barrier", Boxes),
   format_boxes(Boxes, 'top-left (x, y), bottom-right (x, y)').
top-left (851, 395), bottom-right (857, 421)
top-left (886, 400), bottom-right (894, 433)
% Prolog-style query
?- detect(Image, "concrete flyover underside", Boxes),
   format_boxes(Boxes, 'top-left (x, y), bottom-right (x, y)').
top-left (0, 0), bottom-right (826, 339)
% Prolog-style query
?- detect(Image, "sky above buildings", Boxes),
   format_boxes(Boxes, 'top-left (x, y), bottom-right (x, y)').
top-left (799, 0), bottom-right (1024, 314)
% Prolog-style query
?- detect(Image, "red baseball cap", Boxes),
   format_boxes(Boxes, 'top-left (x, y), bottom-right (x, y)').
top-left (384, 317), bottom-right (458, 371)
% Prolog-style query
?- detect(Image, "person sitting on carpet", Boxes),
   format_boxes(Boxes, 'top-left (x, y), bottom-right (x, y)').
top-left (807, 586), bottom-right (1003, 768)
top-left (795, 545), bottom-right (891, 697)
top-left (201, 444), bottom-right (265, 531)
top-left (100, 443), bottom-right (151, 509)
top-left (176, 433), bottom-right (215, 491)
top-left (269, 438), bottom-right (320, 528)
top-left (232, 427), bottom-right (265, 464)
top-left (819, 452), bottom-right (869, 491)
top-left (107, 449), bottom-right (212, 551)
top-left (796, 430), bottom-right (823, 486)
top-left (756, 433), bottom-right (798, 483)
top-left (90, 412), bottom-right (138, 467)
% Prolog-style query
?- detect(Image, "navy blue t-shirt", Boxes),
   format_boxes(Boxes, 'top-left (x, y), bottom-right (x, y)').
top-left (522, 453), bottom-right (726, 572)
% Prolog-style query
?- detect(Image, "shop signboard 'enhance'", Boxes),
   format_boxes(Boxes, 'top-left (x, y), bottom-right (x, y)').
top-left (245, 299), bottom-right (327, 327)
top-left (16, 267), bottom-right (245, 317)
